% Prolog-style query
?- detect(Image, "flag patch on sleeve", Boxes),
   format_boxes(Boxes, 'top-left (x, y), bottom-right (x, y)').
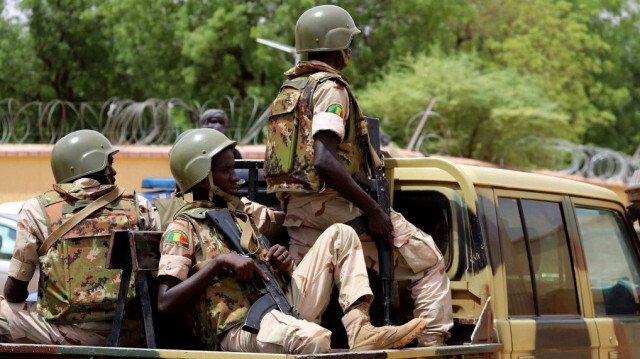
top-left (326, 104), bottom-right (344, 118)
top-left (165, 230), bottom-right (189, 249)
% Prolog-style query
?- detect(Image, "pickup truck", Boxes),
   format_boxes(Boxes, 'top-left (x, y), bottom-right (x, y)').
top-left (2, 157), bottom-right (638, 358)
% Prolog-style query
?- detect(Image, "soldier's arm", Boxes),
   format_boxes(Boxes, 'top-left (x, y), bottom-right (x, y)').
top-left (314, 131), bottom-right (393, 245)
top-left (5, 198), bottom-right (42, 302)
top-left (157, 253), bottom-right (266, 317)
top-left (312, 81), bottom-right (393, 244)
top-left (4, 277), bottom-right (28, 302)
top-left (241, 197), bottom-right (284, 238)
top-left (136, 194), bottom-right (161, 231)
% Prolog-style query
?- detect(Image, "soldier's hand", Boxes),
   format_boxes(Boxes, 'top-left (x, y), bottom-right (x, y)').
top-left (265, 244), bottom-right (293, 272)
top-left (220, 253), bottom-right (269, 282)
top-left (366, 206), bottom-right (394, 248)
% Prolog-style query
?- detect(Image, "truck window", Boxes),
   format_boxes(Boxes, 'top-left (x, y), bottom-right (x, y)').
top-left (393, 190), bottom-right (451, 266)
top-left (576, 207), bottom-right (640, 316)
top-left (498, 198), bottom-right (579, 316)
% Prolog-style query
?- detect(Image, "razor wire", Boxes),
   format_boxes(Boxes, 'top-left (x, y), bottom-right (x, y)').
top-left (403, 110), bottom-right (639, 184)
top-left (3, 98), bottom-right (638, 184)
top-left (0, 97), bottom-right (267, 146)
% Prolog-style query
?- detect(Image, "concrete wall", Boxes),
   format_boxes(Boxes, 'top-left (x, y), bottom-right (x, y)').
top-left (0, 144), bottom-right (267, 204)
top-left (0, 144), bottom-right (630, 206)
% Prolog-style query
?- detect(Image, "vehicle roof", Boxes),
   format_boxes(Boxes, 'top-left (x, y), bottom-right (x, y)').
top-left (0, 201), bottom-right (24, 216)
top-left (387, 158), bottom-right (621, 203)
top-left (0, 213), bottom-right (17, 222)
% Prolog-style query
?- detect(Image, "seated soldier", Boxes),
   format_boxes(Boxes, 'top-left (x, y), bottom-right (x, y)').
top-left (0, 130), bottom-right (160, 346)
top-left (156, 128), bottom-right (427, 354)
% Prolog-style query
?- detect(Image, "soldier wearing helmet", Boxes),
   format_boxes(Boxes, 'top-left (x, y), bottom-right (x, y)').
top-left (263, 5), bottom-right (453, 347)
top-left (157, 128), bottom-right (427, 353)
top-left (0, 130), bottom-right (160, 345)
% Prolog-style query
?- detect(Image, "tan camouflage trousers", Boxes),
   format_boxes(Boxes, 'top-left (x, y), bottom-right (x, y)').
top-left (220, 223), bottom-right (373, 354)
top-left (280, 192), bottom-right (453, 342)
top-left (0, 298), bottom-right (142, 346)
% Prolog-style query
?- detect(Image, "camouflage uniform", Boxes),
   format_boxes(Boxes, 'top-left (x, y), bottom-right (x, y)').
top-left (158, 200), bottom-right (373, 354)
top-left (264, 60), bottom-right (453, 344)
top-left (0, 178), bottom-right (160, 346)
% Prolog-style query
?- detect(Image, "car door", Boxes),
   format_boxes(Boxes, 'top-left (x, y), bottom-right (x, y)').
top-left (568, 198), bottom-right (640, 359)
top-left (494, 190), bottom-right (599, 359)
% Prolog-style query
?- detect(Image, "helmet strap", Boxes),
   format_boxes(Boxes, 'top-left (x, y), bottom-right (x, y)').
top-left (340, 49), bottom-right (350, 68)
top-left (207, 172), bottom-right (235, 203)
top-left (104, 166), bottom-right (113, 185)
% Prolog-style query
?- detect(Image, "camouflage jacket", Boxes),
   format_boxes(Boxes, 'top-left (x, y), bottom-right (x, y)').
top-left (264, 61), bottom-right (368, 193)
top-left (37, 182), bottom-right (140, 323)
top-left (163, 201), bottom-right (276, 349)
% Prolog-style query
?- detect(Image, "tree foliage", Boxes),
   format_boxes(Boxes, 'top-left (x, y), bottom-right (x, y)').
top-left (0, 0), bottom-right (638, 163)
top-left (573, 0), bottom-right (640, 155)
top-left (357, 52), bottom-right (571, 167)
top-left (0, 7), bottom-right (40, 99)
top-left (472, 0), bottom-right (628, 136)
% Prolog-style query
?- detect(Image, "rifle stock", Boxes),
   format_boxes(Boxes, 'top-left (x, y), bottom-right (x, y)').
top-left (206, 208), bottom-right (299, 334)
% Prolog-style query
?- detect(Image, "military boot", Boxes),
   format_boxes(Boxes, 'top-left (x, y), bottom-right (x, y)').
top-left (342, 302), bottom-right (428, 351)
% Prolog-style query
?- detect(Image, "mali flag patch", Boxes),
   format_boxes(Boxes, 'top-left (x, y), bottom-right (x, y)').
top-left (326, 104), bottom-right (344, 118)
top-left (165, 230), bottom-right (189, 249)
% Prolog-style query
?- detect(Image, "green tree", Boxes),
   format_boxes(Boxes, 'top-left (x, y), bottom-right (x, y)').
top-left (0, 2), bottom-right (41, 99)
top-left (572, 0), bottom-right (640, 155)
top-left (472, 0), bottom-right (628, 138)
top-left (20, 0), bottom-right (113, 101)
top-left (91, 0), bottom-right (184, 100)
top-left (357, 52), bottom-right (571, 168)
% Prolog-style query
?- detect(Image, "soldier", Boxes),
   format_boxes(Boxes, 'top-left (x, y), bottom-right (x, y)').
top-left (156, 128), bottom-right (427, 353)
top-left (263, 4), bottom-right (453, 346)
top-left (625, 169), bottom-right (640, 223)
top-left (0, 130), bottom-right (160, 346)
top-left (200, 109), bottom-right (242, 159)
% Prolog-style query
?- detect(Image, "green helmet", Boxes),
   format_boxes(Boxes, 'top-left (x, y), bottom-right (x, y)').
top-left (295, 5), bottom-right (361, 54)
top-left (51, 130), bottom-right (118, 183)
top-left (169, 128), bottom-right (236, 193)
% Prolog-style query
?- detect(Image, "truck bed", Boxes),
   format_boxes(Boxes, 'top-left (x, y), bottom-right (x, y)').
top-left (0, 343), bottom-right (502, 358)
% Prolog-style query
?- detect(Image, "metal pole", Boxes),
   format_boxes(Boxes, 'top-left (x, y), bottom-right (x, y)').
top-left (406, 97), bottom-right (437, 152)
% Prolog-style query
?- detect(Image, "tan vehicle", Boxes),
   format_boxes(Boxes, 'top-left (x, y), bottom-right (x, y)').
top-left (1, 157), bottom-right (637, 358)
top-left (387, 157), bottom-right (640, 359)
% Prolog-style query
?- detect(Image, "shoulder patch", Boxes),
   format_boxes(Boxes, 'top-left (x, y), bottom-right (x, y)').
top-left (164, 230), bottom-right (190, 249)
top-left (326, 104), bottom-right (344, 118)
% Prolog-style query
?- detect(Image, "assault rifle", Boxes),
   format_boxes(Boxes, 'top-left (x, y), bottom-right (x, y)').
top-left (352, 117), bottom-right (394, 325)
top-left (206, 208), bottom-right (299, 334)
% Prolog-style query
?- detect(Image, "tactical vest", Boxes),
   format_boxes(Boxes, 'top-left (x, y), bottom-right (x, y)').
top-left (37, 183), bottom-right (140, 323)
top-left (264, 69), bottom-right (368, 193)
top-left (177, 205), bottom-right (254, 349)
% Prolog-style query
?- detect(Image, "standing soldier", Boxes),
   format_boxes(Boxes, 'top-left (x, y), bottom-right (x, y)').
top-left (156, 128), bottom-right (427, 353)
top-left (264, 4), bottom-right (453, 346)
top-left (0, 130), bottom-right (160, 346)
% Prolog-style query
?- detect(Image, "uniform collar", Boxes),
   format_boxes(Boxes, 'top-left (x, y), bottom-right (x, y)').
top-left (284, 60), bottom-right (349, 83)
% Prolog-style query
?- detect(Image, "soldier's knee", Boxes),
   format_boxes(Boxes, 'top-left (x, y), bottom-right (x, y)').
top-left (330, 223), bottom-right (360, 243)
